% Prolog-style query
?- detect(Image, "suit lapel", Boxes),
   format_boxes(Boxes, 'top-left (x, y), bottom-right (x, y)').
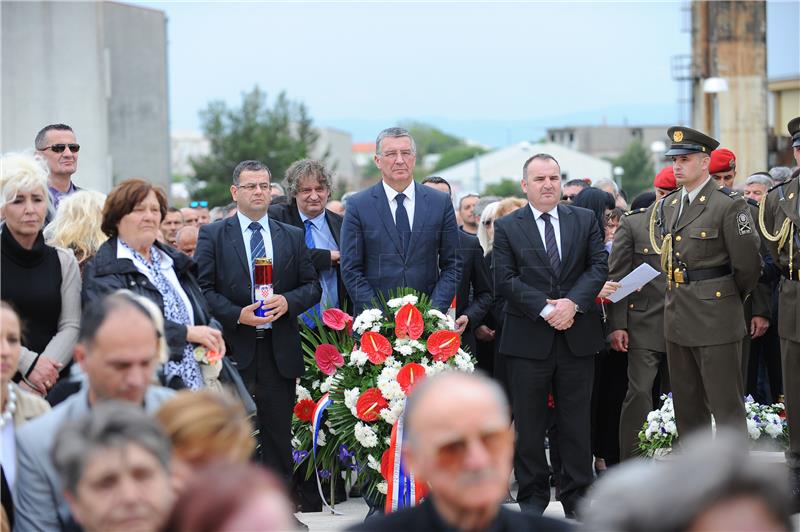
top-left (666, 191), bottom-right (682, 232)
top-left (372, 182), bottom-right (404, 254)
top-left (557, 204), bottom-right (574, 279)
top-left (407, 182), bottom-right (429, 255)
top-left (778, 178), bottom-right (800, 227)
top-left (675, 179), bottom-right (715, 231)
top-left (326, 210), bottom-right (342, 247)
top-left (516, 206), bottom-right (552, 273)
top-left (268, 219), bottom-right (289, 292)
top-left (225, 216), bottom-right (249, 275)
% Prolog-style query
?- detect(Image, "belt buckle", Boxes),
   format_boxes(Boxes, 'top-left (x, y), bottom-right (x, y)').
top-left (673, 269), bottom-right (685, 284)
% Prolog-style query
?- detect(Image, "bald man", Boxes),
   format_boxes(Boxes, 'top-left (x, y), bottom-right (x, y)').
top-left (175, 225), bottom-right (199, 257)
top-left (350, 372), bottom-right (571, 530)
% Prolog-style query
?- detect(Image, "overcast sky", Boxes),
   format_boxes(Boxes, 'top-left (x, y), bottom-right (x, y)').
top-left (137, 1), bottom-right (800, 147)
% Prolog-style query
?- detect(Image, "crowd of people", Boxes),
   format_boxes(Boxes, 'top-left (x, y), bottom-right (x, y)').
top-left (1, 120), bottom-right (799, 531)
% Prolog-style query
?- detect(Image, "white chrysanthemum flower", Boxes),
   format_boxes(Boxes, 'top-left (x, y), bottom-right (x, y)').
top-left (379, 399), bottom-right (405, 426)
top-left (367, 454), bottom-right (381, 472)
top-left (396, 344), bottom-right (414, 357)
top-left (386, 298), bottom-right (403, 309)
top-left (377, 481), bottom-right (388, 494)
top-left (320, 375), bottom-right (336, 394)
top-left (311, 380), bottom-right (320, 390)
top-left (453, 351), bottom-right (475, 372)
top-left (746, 418), bottom-right (761, 440)
top-left (291, 437), bottom-right (301, 449)
top-left (344, 387), bottom-right (360, 417)
top-left (354, 422), bottom-right (379, 448)
top-left (384, 437), bottom-right (392, 446)
top-left (296, 384), bottom-right (312, 402)
top-left (349, 349), bottom-right (369, 367)
top-left (765, 421), bottom-right (783, 438)
top-left (663, 421), bottom-right (677, 435)
top-left (401, 294), bottom-right (419, 305)
top-left (647, 411), bottom-right (660, 423)
top-left (317, 429), bottom-right (327, 446)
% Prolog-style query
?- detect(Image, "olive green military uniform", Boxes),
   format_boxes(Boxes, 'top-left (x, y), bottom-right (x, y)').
top-left (608, 204), bottom-right (670, 459)
top-left (761, 170), bottom-right (800, 463)
top-left (657, 126), bottom-right (762, 440)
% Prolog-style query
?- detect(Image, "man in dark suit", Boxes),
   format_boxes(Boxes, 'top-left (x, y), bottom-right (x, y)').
top-left (340, 127), bottom-right (459, 312)
top-left (422, 176), bottom-right (492, 358)
top-left (269, 159), bottom-right (349, 318)
top-left (493, 153), bottom-right (608, 517)
top-left (349, 372), bottom-right (571, 532)
top-left (195, 160), bottom-right (321, 480)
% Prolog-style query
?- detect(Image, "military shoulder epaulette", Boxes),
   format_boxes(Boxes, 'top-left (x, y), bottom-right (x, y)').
top-left (661, 188), bottom-right (681, 201)
top-left (623, 207), bottom-right (648, 216)
top-left (767, 178), bottom-right (794, 193)
top-left (714, 186), bottom-right (740, 199)
top-left (745, 197), bottom-right (759, 207)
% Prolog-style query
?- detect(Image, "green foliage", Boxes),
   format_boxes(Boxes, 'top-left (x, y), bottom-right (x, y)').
top-left (613, 139), bottom-right (655, 199)
top-left (432, 145), bottom-right (488, 172)
top-left (189, 86), bottom-right (318, 207)
top-left (482, 178), bottom-right (524, 198)
top-left (400, 121), bottom-right (462, 156)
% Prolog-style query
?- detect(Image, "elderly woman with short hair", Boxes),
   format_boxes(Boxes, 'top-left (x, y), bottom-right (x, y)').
top-left (82, 178), bottom-right (225, 389)
top-left (0, 152), bottom-right (81, 397)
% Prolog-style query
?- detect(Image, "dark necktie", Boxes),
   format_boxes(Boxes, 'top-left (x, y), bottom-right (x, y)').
top-left (249, 221), bottom-right (265, 271)
top-left (301, 220), bottom-right (321, 326)
top-left (540, 212), bottom-right (561, 277)
top-left (676, 195), bottom-right (690, 228)
top-left (395, 193), bottom-right (411, 253)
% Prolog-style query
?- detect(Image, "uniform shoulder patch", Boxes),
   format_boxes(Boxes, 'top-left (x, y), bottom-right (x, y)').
top-left (623, 208), bottom-right (647, 217)
top-left (736, 209), bottom-right (753, 235)
top-left (714, 187), bottom-right (740, 200)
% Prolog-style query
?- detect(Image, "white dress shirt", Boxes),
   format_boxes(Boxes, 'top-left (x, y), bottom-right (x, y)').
top-left (116, 240), bottom-right (195, 326)
top-left (382, 180), bottom-right (416, 231)
top-left (529, 203), bottom-right (562, 318)
top-left (679, 176), bottom-right (712, 216)
top-left (237, 210), bottom-right (274, 329)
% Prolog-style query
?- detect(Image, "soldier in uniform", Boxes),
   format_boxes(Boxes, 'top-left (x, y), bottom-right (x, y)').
top-left (760, 116), bottom-right (800, 503)
top-left (653, 126), bottom-right (761, 439)
top-left (709, 148), bottom-right (737, 189)
top-left (609, 166), bottom-right (676, 459)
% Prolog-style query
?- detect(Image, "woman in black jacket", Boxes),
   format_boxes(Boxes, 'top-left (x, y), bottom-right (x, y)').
top-left (82, 179), bottom-right (224, 389)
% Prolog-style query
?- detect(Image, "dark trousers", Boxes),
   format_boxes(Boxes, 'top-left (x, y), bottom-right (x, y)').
top-left (590, 349), bottom-right (628, 465)
top-left (781, 338), bottom-right (800, 465)
top-left (618, 348), bottom-right (668, 460)
top-left (239, 332), bottom-right (295, 481)
top-left (666, 340), bottom-right (746, 439)
top-left (746, 328), bottom-right (783, 404)
top-left (507, 333), bottom-right (594, 513)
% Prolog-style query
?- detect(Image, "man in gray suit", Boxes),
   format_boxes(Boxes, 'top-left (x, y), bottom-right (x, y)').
top-left (14, 292), bottom-right (174, 531)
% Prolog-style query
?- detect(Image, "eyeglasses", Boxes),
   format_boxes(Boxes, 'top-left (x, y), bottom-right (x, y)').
top-left (42, 143), bottom-right (80, 153)
top-left (562, 194), bottom-right (575, 201)
top-left (190, 200), bottom-right (208, 208)
top-left (236, 182), bottom-right (271, 192)
top-left (434, 427), bottom-right (511, 469)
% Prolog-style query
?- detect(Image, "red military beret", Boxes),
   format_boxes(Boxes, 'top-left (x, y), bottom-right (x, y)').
top-left (653, 166), bottom-right (676, 190)
top-left (709, 148), bottom-right (736, 174)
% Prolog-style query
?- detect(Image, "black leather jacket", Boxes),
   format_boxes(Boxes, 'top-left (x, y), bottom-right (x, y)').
top-left (82, 237), bottom-right (221, 362)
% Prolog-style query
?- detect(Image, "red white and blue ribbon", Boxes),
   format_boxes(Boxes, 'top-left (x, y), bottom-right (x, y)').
top-left (385, 415), bottom-right (427, 513)
top-left (311, 393), bottom-right (343, 515)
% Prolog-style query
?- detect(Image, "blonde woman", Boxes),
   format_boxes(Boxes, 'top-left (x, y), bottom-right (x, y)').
top-left (155, 389), bottom-right (255, 493)
top-left (0, 152), bottom-right (81, 397)
top-left (44, 190), bottom-right (107, 276)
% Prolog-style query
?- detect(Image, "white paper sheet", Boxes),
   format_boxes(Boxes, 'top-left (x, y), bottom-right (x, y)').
top-left (607, 263), bottom-right (661, 303)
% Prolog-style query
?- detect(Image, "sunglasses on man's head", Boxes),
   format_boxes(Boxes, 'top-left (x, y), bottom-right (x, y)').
top-left (42, 144), bottom-right (80, 153)
top-left (190, 200), bottom-right (208, 208)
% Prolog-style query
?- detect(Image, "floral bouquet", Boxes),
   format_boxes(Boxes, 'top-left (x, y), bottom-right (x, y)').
top-left (638, 393), bottom-right (788, 457)
top-left (193, 346), bottom-right (224, 388)
top-left (291, 289), bottom-right (476, 510)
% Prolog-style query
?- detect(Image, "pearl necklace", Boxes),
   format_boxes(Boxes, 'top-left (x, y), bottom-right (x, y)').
top-left (0, 383), bottom-right (17, 428)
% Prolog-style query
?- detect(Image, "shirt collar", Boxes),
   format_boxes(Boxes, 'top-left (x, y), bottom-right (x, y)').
top-left (236, 210), bottom-right (270, 234)
top-left (382, 180), bottom-right (415, 203)
top-left (529, 203), bottom-right (559, 221)
top-left (298, 209), bottom-right (327, 227)
top-left (682, 176), bottom-right (712, 204)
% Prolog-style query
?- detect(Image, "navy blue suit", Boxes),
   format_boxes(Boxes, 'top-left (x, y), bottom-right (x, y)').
top-left (340, 181), bottom-right (459, 312)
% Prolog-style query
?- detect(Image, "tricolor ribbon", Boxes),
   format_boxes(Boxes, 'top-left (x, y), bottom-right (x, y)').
top-left (384, 415), bottom-right (427, 513)
top-left (311, 393), bottom-right (343, 515)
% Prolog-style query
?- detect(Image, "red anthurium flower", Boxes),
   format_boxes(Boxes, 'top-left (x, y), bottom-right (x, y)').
top-left (396, 363), bottom-right (426, 395)
top-left (427, 330), bottom-right (461, 362)
top-left (315, 344), bottom-right (344, 375)
top-left (381, 448), bottom-right (392, 481)
top-left (395, 303), bottom-right (424, 340)
top-left (355, 388), bottom-right (388, 422)
top-left (293, 399), bottom-right (316, 423)
top-left (322, 308), bottom-right (353, 331)
top-left (360, 332), bottom-right (392, 364)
